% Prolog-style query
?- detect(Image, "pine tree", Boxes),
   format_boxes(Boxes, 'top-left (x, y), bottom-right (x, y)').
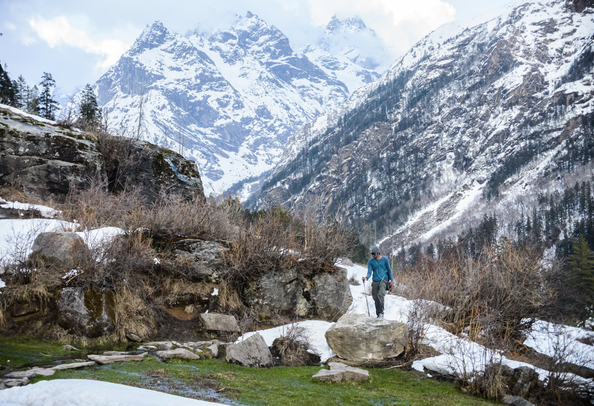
top-left (38, 72), bottom-right (59, 120)
top-left (14, 75), bottom-right (28, 109)
top-left (78, 84), bottom-right (100, 127)
top-left (27, 85), bottom-right (40, 115)
top-left (567, 235), bottom-right (594, 300)
top-left (0, 63), bottom-right (16, 106)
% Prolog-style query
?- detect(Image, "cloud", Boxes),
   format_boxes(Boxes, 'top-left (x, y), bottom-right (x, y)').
top-left (28, 16), bottom-right (130, 70)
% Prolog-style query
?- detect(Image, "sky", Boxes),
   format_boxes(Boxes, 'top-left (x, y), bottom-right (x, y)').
top-left (0, 0), bottom-right (512, 98)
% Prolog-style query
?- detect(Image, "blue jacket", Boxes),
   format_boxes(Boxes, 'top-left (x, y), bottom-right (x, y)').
top-left (366, 256), bottom-right (394, 282)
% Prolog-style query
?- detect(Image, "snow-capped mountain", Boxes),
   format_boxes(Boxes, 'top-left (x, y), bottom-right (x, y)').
top-left (301, 16), bottom-right (389, 93)
top-left (87, 13), bottom-right (388, 196)
top-left (256, 0), bottom-right (594, 252)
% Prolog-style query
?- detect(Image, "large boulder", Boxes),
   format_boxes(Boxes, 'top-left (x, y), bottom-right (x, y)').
top-left (57, 287), bottom-right (115, 337)
top-left (29, 232), bottom-right (89, 269)
top-left (245, 267), bottom-right (352, 323)
top-left (225, 333), bottom-right (274, 368)
top-left (325, 313), bottom-right (407, 362)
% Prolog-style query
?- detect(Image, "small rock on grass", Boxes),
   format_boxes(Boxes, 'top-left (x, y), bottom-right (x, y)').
top-left (62, 345), bottom-right (79, 351)
top-left (52, 361), bottom-right (95, 370)
top-left (5, 368), bottom-right (55, 379)
top-left (503, 395), bottom-right (535, 406)
top-left (143, 341), bottom-right (173, 350)
top-left (87, 353), bottom-right (147, 365)
top-left (1, 377), bottom-right (29, 387)
top-left (156, 348), bottom-right (201, 361)
top-left (312, 362), bottom-right (370, 383)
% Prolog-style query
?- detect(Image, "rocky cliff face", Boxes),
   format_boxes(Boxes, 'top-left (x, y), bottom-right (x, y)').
top-left (83, 14), bottom-right (388, 196)
top-left (0, 105), bottom-right (204, 202)
top-left (256, 0), bottom-right (594, 252)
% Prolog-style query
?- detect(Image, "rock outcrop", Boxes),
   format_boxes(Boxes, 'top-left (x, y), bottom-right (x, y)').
top-left (172, 239), bottom-right (228, 282)
top-left (245, 267), bottom-right (352, 323)
top-left (0, 106), bottom-right (103, 202)
top-left (325, 313), bottom-right (407, 362)
top-left (57, 287), bottom-right (115, 337)
top-left (0, 105), bottom-right (205, 203)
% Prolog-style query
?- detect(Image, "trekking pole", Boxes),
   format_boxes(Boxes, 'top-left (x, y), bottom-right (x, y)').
top-left (362, 279), bottom-right (371, 317)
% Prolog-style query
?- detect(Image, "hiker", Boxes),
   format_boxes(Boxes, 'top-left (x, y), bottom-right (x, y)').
top-left (362, 245), bottom-right (394, 318)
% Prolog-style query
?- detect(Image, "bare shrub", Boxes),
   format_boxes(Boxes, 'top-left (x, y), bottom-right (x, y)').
top-left (395, 240), bottom-right (555, 345)
top-left (221, 208), bottom-right (350, 288)
top-left (271, 323), bottom-right (321, 366)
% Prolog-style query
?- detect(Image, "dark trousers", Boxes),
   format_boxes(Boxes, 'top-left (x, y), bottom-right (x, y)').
top-left (371, 280), bottom-right (387, 316)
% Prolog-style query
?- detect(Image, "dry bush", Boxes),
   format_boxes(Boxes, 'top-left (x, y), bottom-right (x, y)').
top-left (271, 323), bottom-right (321, 366)
top-left (395, 240), bottom-right (555, 345)
top-left (221, 209), bottom-right (349, 288)
top-left (111, 281), bottom-right (156, 341)
top-left (62, 181), bottom-right (237, 244)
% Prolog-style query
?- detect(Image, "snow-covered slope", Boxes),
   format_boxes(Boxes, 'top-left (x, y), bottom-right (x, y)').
top-left (257, 0), bottom-right (594, 251)
top-left (85, 13), bottom-right (388, 196)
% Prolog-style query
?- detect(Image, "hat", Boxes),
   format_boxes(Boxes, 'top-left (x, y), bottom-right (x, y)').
top-left (371, 245), bottom-right (380, 254)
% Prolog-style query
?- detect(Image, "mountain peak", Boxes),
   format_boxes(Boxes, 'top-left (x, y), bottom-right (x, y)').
top-left (325, 15), bottom-right (368, 34)
top-left (131, 21), bottom-right (172, 53)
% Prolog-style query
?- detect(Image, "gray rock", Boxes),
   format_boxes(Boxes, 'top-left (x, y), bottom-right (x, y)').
top-left (126, 333), bottom-right (142, 342)
top-left (245, 268), bottom-right (307, 320)
top-left (62, 344), bottom-right (79, 351)
top-left (144, 341), bottom-right (174, 350)
top-left (156, 348), bottom-right (201, 361)
top-left (87, 352), bottom-right (147, 364)
top-left (52, 361), bottom-right (95, 370)
top-left (309, 268), bottom-right (352, 321)
top-left (510, 366), bottom-right (539, 398)
top-left (172, 239), bottom-right (227, 282)
top-left (503, 395), bottom-right (535, 406)
top-left (208, 343), bottom-right (219, 357)
top-left (5, 367), bottom-right (55, 378)
top-left (325, 313), bottom-right (407, 362)
top-left (30, 232), bottom-right (89, 269)
top-left (0, 377), bottom-right (29, 387)
top-left (0, 106), bottom-right (205, 204)
top-left (312, 362), bottom-right (370, 382)
top-left (245, 267), bottom-right (352, 323)
top-left (226, 333), bottom-right (274, 368)
top-left (200, 313), bottom-right (240, 333)
top-left (57, 287), bottom-right (114, 337)
top-left (0, 110), bottom-right (104, 202)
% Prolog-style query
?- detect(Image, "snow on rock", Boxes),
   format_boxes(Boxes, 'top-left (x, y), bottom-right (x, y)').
top-left (0, 199), bottom-right (58, 218)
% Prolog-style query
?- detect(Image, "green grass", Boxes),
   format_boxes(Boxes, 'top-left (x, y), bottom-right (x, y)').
top-left (29, 356), bottom-right (496, 406)
top-left (0, 337), bottom-right (72, 369)
top-left (0, 337), bottom-right (127, 370)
